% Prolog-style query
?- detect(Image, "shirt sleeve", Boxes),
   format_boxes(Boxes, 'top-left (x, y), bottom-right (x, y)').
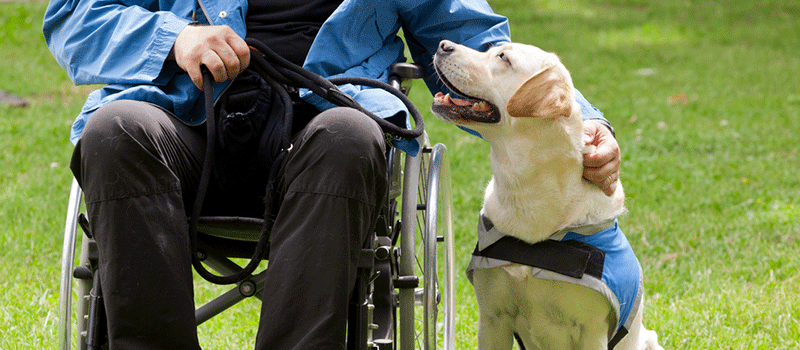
top-left (574, 88), bottom-right (613, 134)
top-left (301, 0), bottom-right (613, 136)
top-left (301, 0), bottom-right (509, 119)
top-left (396, 0), bottom-right (510, 95)
top-left (43, 0), bottom-right (191, 86)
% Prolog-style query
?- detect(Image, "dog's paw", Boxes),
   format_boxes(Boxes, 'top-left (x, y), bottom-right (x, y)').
top-left (642, 329), bottom-right (664, 350)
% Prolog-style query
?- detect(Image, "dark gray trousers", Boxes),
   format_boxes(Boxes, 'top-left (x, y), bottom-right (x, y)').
top-left (70, 100), bottom-right (388, 349)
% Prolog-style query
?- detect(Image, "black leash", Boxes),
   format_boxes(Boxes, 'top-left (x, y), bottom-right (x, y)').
top-left (244, 38), bottom-right (424, 139)
top-left (189, 39), bottom-right (425, 285)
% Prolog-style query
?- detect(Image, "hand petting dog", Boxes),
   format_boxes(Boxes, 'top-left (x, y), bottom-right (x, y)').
top-left (583, 120), bottom-right (621, 196)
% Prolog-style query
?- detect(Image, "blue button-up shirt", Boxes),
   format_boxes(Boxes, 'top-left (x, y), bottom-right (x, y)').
top-left (44, 0), bottom-right (606, 145)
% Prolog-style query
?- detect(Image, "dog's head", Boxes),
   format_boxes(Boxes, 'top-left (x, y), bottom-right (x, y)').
top-left (431, 40), bottom-right (578, 134)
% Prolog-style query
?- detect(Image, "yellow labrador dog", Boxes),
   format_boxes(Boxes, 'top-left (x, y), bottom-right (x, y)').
top-left (431, 40), bottom-right (663, 350)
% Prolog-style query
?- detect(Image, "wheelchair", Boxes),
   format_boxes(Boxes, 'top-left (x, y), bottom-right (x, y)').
top-left (57, 63), bottom-right (456, 350)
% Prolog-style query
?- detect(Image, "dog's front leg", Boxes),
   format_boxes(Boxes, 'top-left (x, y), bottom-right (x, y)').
top-left (477, 314), bottom-right (515, 350)
top-left (473, 268), bottom-right (518, 350)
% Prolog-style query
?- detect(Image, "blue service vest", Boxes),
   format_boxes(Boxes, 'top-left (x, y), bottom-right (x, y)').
top-left (466, 214), bottom-right (643, 347)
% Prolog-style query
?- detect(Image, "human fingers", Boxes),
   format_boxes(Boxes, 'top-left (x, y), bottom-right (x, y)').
top-left (200, 50), bottom-right (228, 84)
top-left (582, 120), bottom-right (621, 196)
top-left (583, 157), bottom-right (620, 196)
top-left (172, 25), bottom-right (248, 89)
top-left (181, 58), bottom-right (203, 90)
top-left (582, 120), bottom-right (619, 167)
top-left (208, 29), bottom-right (250, 81)
top-left (227, 33), bottom-right (250, 74)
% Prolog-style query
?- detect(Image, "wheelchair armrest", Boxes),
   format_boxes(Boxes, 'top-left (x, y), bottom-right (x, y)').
top-left (389, 62), bottom-right (425, 81)
top-left (388, 62), bottom-right (424, 95)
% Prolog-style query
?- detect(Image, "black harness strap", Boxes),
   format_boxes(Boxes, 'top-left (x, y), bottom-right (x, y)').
top-left (472, 236), bottom-right (605, 281)
top-left (608, 326), bottom-right (628, 349)
top-left (513, 333), bottom-right (526, 350)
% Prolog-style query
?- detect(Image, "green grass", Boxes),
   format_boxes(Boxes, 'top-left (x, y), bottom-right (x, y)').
top-left (2, 0), bottom-right (799, 348)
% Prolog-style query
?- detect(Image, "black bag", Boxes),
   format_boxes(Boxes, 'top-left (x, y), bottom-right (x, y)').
top-left (214, 69), bottom-right (289, 192)
top-left (189, 67), bottom-right (294, 286)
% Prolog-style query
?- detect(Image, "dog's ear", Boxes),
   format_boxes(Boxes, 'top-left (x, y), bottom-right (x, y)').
top-left (506, 64), bottom-right (572, 119)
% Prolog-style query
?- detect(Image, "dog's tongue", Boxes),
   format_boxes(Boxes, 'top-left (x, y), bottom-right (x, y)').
top-left (434, 92), bottom-right (491, 112)
top-left (450, 95), bottom-right (473, 107)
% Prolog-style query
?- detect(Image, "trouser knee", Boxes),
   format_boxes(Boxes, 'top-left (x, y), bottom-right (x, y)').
top-left (70, 100), bottom-right (198, 204)
top-left (285, 107), bottom-right (388, 205)
top-left (76, 100), bottom-right (163, 156)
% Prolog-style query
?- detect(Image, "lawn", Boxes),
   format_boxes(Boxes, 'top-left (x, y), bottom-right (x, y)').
top-left (1, 0), bottom-right (798, 349)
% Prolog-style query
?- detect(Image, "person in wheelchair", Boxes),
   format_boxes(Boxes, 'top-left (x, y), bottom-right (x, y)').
top-left (44, 0), bottom-right (621, 349)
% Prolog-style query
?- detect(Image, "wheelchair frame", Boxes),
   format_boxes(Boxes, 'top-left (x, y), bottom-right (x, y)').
top-left (57, 66), bottom-right (455, 350)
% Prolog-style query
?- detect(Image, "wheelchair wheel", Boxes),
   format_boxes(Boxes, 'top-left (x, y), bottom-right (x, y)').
top-left (397, 139), bottom-right (455, 350)
top-left (58, 179), bottom-right (96, 350)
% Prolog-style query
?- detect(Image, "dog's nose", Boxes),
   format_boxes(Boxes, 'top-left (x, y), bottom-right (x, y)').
top-left (438, 40), bottom-right (455, 55)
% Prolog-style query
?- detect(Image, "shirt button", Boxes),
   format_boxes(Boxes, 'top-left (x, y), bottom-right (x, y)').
top-left (219, 11), bottom-right (227, 18)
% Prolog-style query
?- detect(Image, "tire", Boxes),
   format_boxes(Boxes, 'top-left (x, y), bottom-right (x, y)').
top-left (397, 139), bottom-right (454, 350)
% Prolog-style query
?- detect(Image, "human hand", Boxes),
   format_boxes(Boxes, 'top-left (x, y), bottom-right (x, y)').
top-left (582, 119), bottom-right (621, 196)
top-left (170, 24), bottom-right (250, 90)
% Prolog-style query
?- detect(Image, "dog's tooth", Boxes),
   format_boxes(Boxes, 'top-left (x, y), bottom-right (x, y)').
top-left (434, 92), bottom-right (448, 104)
top-left (443, 93), bottom-right (453, 105)
top-left (472, 100), bottom-right (491, 112)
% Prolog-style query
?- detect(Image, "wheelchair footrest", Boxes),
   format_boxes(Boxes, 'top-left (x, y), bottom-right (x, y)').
top-left (358, 248), bottom-right (374, 269)
top-left (73, 266), bottom-right (93, 280)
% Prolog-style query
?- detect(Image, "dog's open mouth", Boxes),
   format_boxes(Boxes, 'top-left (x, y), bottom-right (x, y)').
top-left (432, 92), bottom-right (501, 124)
top-left (431, 67), bottom-right (501, 124)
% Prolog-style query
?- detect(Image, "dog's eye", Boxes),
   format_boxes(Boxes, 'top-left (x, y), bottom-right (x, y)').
top-left (498, 52), bottom-right (510, 64)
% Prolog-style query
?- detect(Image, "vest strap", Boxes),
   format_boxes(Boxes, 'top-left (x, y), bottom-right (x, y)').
top-left (473, 236), bottom-right (605, 280)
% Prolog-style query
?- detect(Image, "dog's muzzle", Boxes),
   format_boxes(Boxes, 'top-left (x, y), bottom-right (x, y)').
top-left (431, 42), bottom-right (501, 124)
